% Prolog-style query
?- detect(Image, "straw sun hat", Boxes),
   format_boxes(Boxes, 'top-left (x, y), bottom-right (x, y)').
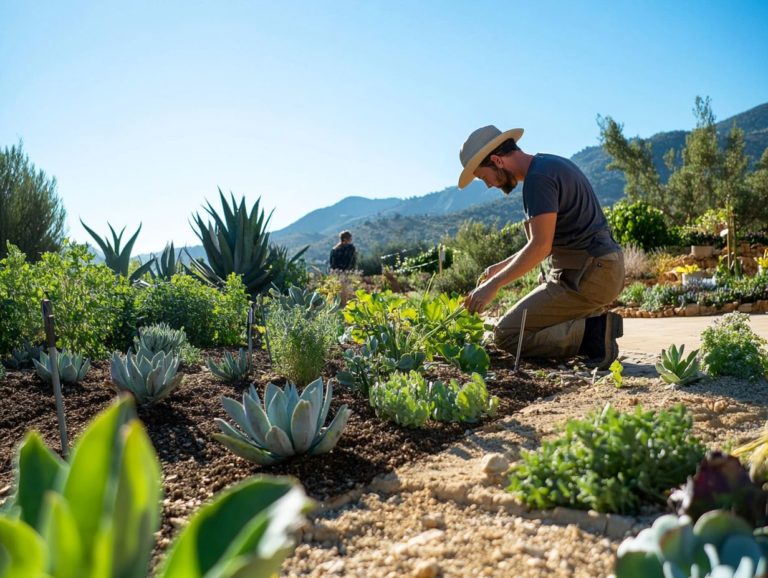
top-left (458, 126), bottom-right (524, 189)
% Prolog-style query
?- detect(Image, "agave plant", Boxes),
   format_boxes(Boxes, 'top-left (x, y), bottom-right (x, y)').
top-left (656, 343), bottom-right (701, 385)
top-left (214, 378), bottom-right (350, 465)
top-left (268, 285), bottom-right (340, 316)
top-left (80, 220), bottom-right (155, 282)
top-left (135, 322), bottom-right (187, 356)
top-left (110, 345), bottom-right (183, 405)
top-left (186, 190), bottom-right (273, 295)
top-left (33, 349), bottom-right (91, 385)
top-left (207, 348), bottom-right (250, 383)
top-left (3, 342), bottom-right (44, 369)
top-left (149, 241), bottom-right (179, 281)
top-left (615, 510), bottom-right (768, 578)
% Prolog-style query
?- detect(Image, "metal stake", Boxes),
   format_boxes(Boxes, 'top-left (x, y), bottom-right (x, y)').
top-left (247, 303), bottom-right (254, 372)
top-left (514, 309), bottom-right (528, 372)
top-left (42, 300), bottom-right (69, 457)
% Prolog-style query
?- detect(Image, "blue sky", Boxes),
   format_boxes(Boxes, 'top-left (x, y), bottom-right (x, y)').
top-left (2, 1), bottom-right (767, 253)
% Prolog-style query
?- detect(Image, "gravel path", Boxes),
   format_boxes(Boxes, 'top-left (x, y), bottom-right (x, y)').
top-left (281, 350), bottom-right (768, 577)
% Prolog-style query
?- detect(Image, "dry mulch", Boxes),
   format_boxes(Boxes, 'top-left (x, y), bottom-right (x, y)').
top-left (0, 347), bottom-right (556, 550)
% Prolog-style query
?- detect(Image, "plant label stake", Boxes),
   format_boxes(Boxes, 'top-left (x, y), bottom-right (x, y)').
top-left (42, 299), bottom-right (69, 457)
top-left (514, 308), bottom-right (528, 372)
top-left (247, 303), bottom-right (254, 372)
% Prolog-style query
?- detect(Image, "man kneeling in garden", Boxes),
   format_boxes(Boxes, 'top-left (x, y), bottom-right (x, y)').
top-left (459, 125), bottom-right (625, 369)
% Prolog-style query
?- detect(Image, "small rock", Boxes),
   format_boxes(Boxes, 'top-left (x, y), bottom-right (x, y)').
top-left (413, 560), bottom-right (440, 578)
top-left (420, 513), bottom-right (445, 529)
top-left (480, 453), bottom-right (509, 475)
top-left (0, 485), bottom-right (10, 497)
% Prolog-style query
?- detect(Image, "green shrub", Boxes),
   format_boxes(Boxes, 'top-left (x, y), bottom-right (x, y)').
top-left (0, 242), bottom-right (136, 358)
top-left (606, 200), bottom-right (671, 251)
top-left (617, 281), bottom-right (647, 306)
top-left (433, 221), bottom-right (527, 295)
top-left (369, 371), bottom-right (498, 428)
top-left (265, 303), bottom-right (340, 387)
top-left (137, 273), bottom-right (248, 347)
top-left (0, 244), bottom-right (41, 354)
top-left (0, 395), bottom-right (311, 578)
top-left (507, 404), bottom-right (705, 514)
top-left (700, 312), bottom-right (768, 381)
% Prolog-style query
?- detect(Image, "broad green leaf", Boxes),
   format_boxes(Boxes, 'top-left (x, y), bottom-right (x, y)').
top-left (15, 432), bottom-right (67, 531)
top-left (158, 477), bottom-right (311, 578)
top-left (41, 493), bottom-right (83, 578)
top-left (0, 517), bottom-right (48, 578)
top-left (62, 397), bottom-right (134, 568)
top-left (111, 420), bottom-right (162, 578)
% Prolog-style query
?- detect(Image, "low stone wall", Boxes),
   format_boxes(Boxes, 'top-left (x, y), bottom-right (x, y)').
top-left (614, 300), bottom-right (768, 318)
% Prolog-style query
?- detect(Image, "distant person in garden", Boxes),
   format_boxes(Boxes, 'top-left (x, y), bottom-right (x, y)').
top-left (329, 230), bottom-right (357, 271)
top-left (458, 126), bottom-right (625, 369)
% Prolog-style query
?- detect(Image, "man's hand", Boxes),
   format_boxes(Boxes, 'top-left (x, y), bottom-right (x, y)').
top-left (464, 280), bottom-right (499, 314)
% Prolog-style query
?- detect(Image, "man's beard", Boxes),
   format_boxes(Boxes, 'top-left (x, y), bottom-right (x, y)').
top-left (496, 168), bottom-right (518, 195)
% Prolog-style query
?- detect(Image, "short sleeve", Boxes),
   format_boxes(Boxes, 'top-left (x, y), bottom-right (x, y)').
top-left (522, 173), bottom-right (559, 219)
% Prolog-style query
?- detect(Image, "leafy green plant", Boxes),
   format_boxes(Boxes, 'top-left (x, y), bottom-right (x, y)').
top-left (80, 220), bottom-right (155, 282)
top-left (336, 336), bottom-right (426, 397)
top-left (700, 312), bottom-right (768, 381)
top-left (33, 349), bottom-right (91, 385)
top-left (435, 342), bottom-right (490, 375)
top-left (110, 345), bottom-right (183, 405)
top-left (618, 281), bottom-right (648, 306)
top-left (215, 378), bottom-right (350, 465)
top-left (369, 371), bottom-right (431, 428)
top-left (265, 301), bottom-right (339, 387)
top-left (137, 273), bottom-right (249, 348)
top-left (0, 242), bottom-right (137, 358)
top-left (615, 510), bottom-right (768, 578)
top-left (656, 343), bottom-right (702, 385)
top-left (135, 322), bottom-right (187, 356)
top-left (0, 363), bottom-right (5, 381)
top-left (669, 452), bottom-right (768, 527)
top-left (268, 285), bottom-right (339, 317)
top-left (207, 349), bottom-right (250, 383)
top-left (605, 200), bottom-right (672, 251)
top-left (0, 395), bottom-right (312, 578)
top-left (369, 371), bottom-right (498, 428)
top-left (507, 404), bottom-right (706, 514)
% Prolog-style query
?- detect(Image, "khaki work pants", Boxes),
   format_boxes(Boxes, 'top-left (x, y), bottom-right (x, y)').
top-left (493, 249), bottom-right (625, 358)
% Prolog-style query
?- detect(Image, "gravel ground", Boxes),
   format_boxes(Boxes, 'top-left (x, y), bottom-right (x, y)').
top-left (280, 350), bottom-right (768, 577)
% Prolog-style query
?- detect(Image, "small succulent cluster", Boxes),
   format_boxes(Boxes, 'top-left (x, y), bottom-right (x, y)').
top-left (207, 349), bottom-right (250, 383)
top-left (135, 322), bottom-right (187, 356)
top-left (33, 349), bottom-right (91, 385)
top-left (2, 342), bottom-right (44, 369)
top-left (656, 343), bottom-right (702, 385)
top-left (110, 344), bottom-right (183, 405)
top-left (268, 285), bottom-right (339, 316)
top-left (615, 510), bottom-right (768, 578)
top-left (215, 378), bottom-right (350, 465)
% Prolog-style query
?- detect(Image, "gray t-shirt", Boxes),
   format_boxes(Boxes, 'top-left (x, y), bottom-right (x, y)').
top-left (522, 153), bottom-right (618, 257)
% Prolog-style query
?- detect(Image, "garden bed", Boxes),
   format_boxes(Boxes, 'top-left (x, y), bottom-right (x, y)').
top-left (0, 347), bottom-right (557, 554)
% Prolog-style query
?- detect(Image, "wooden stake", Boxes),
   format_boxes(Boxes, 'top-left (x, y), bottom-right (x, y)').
top-left (41, 300), bottom-right (69, 457)
top-left (514, 309), bottom-right (528, 372)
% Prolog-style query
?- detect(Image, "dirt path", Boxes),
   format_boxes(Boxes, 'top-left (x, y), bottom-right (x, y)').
top-left (281, 351), bottom-right (768, 577)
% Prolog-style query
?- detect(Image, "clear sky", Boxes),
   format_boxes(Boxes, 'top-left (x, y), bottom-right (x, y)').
top-left (2, 0), bottom-right (767, 253)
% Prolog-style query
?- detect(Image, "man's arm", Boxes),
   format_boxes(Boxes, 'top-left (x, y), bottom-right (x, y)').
top-left (465, 212), bottom-right (557, 313)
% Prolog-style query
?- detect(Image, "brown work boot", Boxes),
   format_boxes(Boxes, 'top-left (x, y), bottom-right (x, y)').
top-left (579, 312), bottom-right (623, 370)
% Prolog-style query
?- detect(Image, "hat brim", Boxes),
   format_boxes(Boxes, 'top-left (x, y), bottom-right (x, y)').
top-left (458, 128), bottom-right (524, 189)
